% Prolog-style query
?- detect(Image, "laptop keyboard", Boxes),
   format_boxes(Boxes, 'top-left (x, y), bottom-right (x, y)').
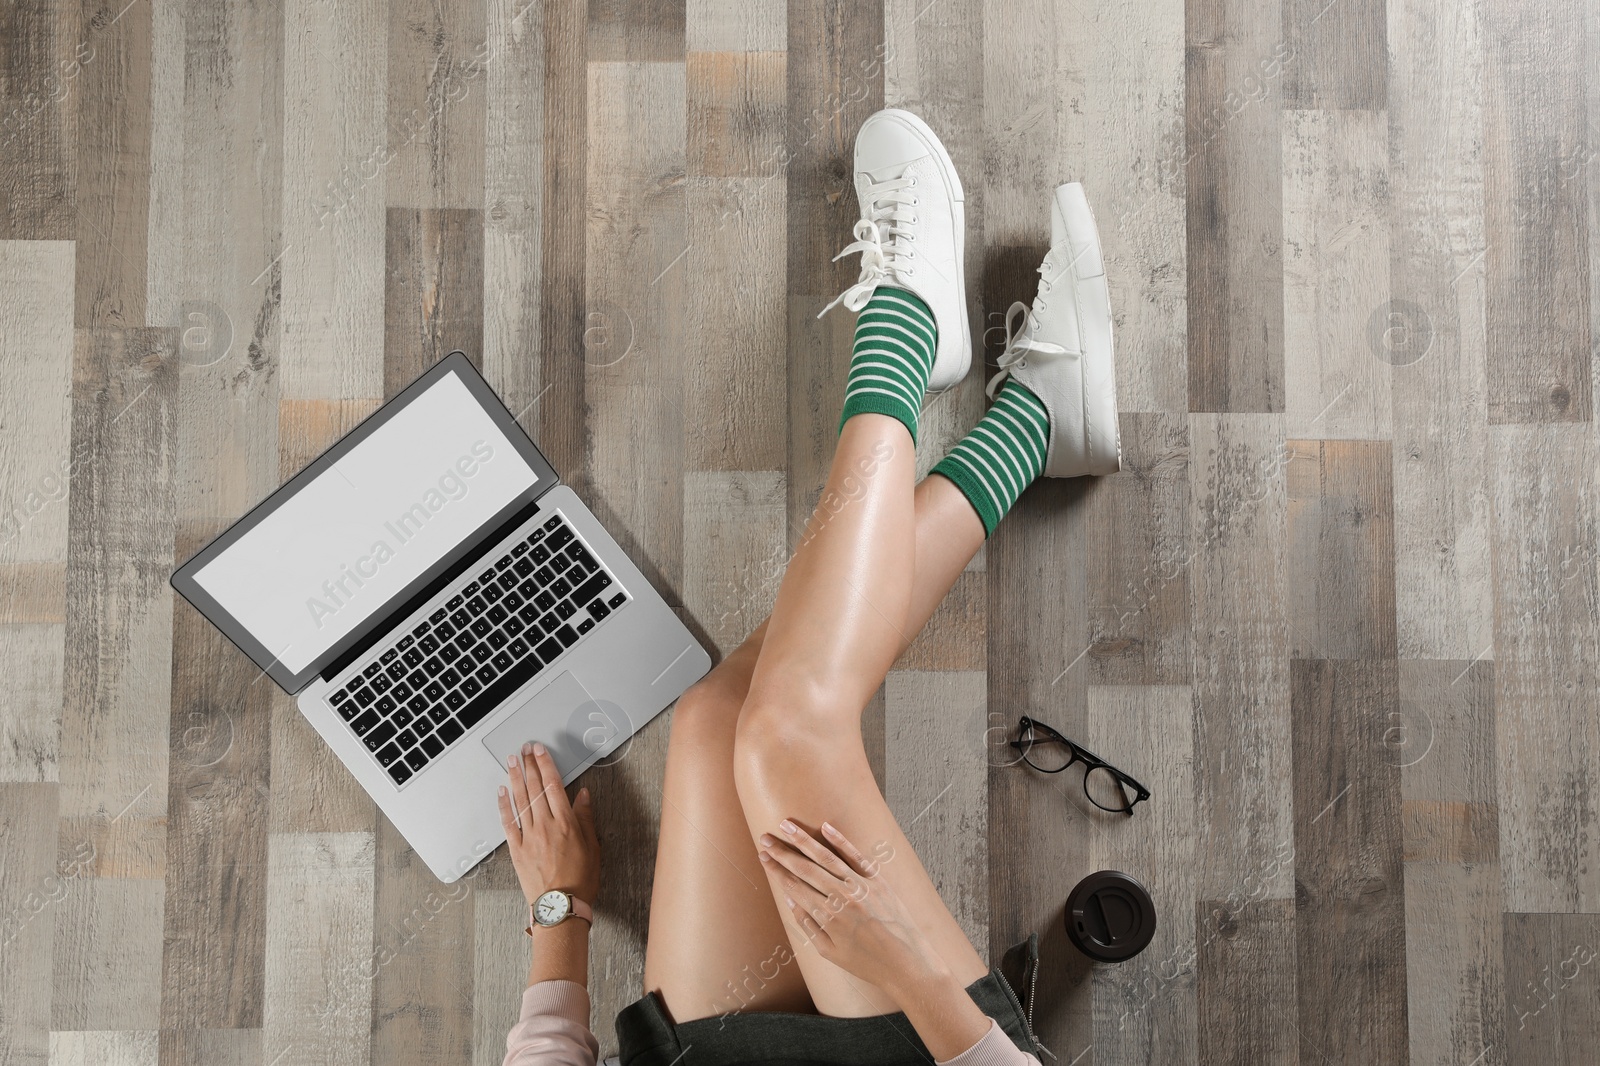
top-left (325, 514), bottom-right (629, 787)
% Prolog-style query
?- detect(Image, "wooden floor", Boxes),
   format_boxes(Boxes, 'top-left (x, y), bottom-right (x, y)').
top-left (2, 0), bottom-right (1598, 1063)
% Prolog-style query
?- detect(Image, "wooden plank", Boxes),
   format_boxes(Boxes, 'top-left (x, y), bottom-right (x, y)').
top-left (1502, 913), bottom-right (1600, 1063)
top-left (73, 0), bottom-right (150, 330)
top-left (1085, 685), bottom-right (1197, 1064)
top-left (1387, 0), bottom-right (1493, 662)
top-left (0, 625), bottom-right (65, 782)
top-left (280, 0), bottom-right (387, 402)
top-left (1482, 0), bottom-right (1591, 423)
top-left (535, 0), bottom-right (587, 481)
top-left (1185, 0), bottom-right (1286, 413)
top-left (368, 820), bottom-right (475, 1066)
top-left (885, 672), bottom-right (988, 955)
top-left (0, 783), bottom-right (59, 1066)
top-left (1291, 658), bottom-right (1409, 1064)
top-left (0, 0), bottom-right (77, 239)
top-left (51, 878), bottom-right (166, 1030)
top-left (58, 328), bottom-right (177, 879)
top-left (382, 207), bottom-right (486, 397)
top-left (1084, 412), bottom-right (1190, 685)
top-left (385, 0), bottom-right (487, 210)
top-left (48, 1030), bottom-right (160, 1066)
top-left (159, 544), bottom-right (273, 1030)
top-left (785, 0), bottom-right (883, 540)
top-left (0, 562), bottom-right (69, 624)
top-left (1282, 0), bottom-right (1388, 109)
top-left (583, 54), bottom-right (687, 1055)
top-left (156, 1029), bottom-right (261, 1066)
top-left (262, 832), bottom-right (376, 1066)
top-left (1285, 439), bottom-right (1397, 660)
top-left (1049, 0), bottom-right (1188, 413)
top-left (682, 174), bottom-right (787, 472)
top-left (1188, 415), bottom-right (1292, 900)
top-left (1282, 108), bottom-right (1393, 440)
top-left (893, 570), bottom-right (985, 673)
top-left (471, 890), bottom-right (530, 1066)
top-left (687, 51), bottom-right (786, 181)
top-left (1194, 898), bottom-right (1298, 1065)
top-left (683, 471), bottom-right (785, 656)
top-left (588, 0), bottom-right (685, 62)
top-left (1489, 424), bottom-right (1600, 912)
top-left (1401, 660), bottom-right (1504, 1066)
top-left (481, 0), bottom-right (544, 422)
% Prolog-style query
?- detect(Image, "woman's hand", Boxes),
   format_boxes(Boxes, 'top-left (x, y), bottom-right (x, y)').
top-left (497, 741), bottom-right (600, 906)
top-left (758, 820), bottom-right (948, 996)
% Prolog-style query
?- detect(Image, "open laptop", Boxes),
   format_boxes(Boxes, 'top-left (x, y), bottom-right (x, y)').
top-left (172, 352), bottom-right (711, 882)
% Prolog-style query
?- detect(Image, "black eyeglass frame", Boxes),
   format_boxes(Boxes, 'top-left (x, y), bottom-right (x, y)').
top-left (1007, 715), bottom-right (1152, 815)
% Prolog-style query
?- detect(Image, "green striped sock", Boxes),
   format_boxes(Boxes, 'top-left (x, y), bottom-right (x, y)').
top-left (931, 379), bottom-right (1051, 536)
top-left (839, 286), bottom-right (936, 442)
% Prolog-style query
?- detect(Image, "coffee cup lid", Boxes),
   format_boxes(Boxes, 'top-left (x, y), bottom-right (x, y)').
top-left (1064, 870), bottom-right (1156, 962)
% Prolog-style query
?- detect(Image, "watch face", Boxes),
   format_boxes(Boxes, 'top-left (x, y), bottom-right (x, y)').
top-left (534, 891), bottom-right (570, 926)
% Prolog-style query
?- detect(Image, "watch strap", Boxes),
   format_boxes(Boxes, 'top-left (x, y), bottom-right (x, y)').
top-left (524, 892), bottom-right (594, 936)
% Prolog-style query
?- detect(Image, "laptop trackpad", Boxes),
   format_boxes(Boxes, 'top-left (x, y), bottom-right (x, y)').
top-left (481, 672), bottom-right (626, 780)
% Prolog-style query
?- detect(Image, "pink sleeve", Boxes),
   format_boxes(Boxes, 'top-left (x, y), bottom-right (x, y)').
top-left (935, 1020), bottom-right (1042, 1066)
top-left (503, 980), bottom-right (600, 1066)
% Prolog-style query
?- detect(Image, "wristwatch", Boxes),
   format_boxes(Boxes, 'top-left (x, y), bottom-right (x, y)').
top-left (526, 889), bottom-right (593, 935)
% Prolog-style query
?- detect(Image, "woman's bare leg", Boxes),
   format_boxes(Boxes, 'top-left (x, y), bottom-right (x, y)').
top-left (644, 473), bottom-right (984, 1021)
top-left (733, 414), bottom-right (991, 1016)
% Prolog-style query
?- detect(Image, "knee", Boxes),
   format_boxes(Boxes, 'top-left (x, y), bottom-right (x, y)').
top-left (732, 675), bottom-right (846, 788)
top-left (668, 669), bottom-right (748, 751)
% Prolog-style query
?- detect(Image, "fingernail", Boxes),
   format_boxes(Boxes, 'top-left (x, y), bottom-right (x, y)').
top-left (508, 755), bottom-right (517, 767)
top-left (522, 742), bottom-right (534, 755)
top-left (579, 787), bottom-right (589, 799)
top-left (779, 819), bottom-right (798, 836)
top-left (498, 786), bottom-right (507, 796)
top-left (821, 821), bottom-right (837, 836)
top-left (759, 852), bottom-right (771, 863)
top-left (758, 833), bottom-right (773, 846)
top-left (533, 741), bottom-right (546, 756)
top-left (784, 895), bottom-right (795, 907)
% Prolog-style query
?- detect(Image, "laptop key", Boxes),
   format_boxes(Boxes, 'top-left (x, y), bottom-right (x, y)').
top-left (498, 572), bottom-right (518, 592)
top-left (467, 596), bottom-right (487, 616)
top-left (375, 694), bottom-right (396, 716)
top-left (548, 526), bottom-right (574, 549)
top-left (392, 707), bottom-right (412, 729)
top-left (588, 599), bottom-right (610, 621)
top-left (495, 555), bottom-right (514, 572)
top-left (423, 656), bottom-right (444, 676)
top-left (487, 630), bottom-right (509, 650)
top-left (424, 681), bottom-right (445, 702)
top-left (447, 594), bottom-right (465, 611)
top-left (544, 515), bottom-right (563, 532)
top-left (398, 635), bottom-right (416, 651)
top-left (538, 611), bottom-right (559, 632)
top-left (365, 721), bottom-right (396, 750)
top-left (536, 636), bottom-right (563, 661)
top-left (419, 635), bottom-right (440, 654)
top-left (463, 580), bottom-right (480, 596)
top-left (567, 557), bottom-right (592, 579)
top-left (353, 687), bottom-right (376, 707)
top-left (508, 638), bottom-right (529, 659)
top-left (352, 709), bottom-right (380, 734)
top-left (479, 569), bottom-right (496, 585)
top-left (430, 608), bottom-right (448, 624)
top-left (534, 565), bottom-right (554, 584)
top-left (404, 748), bottom-right (429, 772)
top-left (491, 651), bottom-right (513, 672)
top-left (371, 674), bottom-right (392, 695)
top-left (554, 624), bottom-right (578, 648)
top-left (531, 544), bottom-right (551, 564)
top-left (437, 719), bottom-right (465, 745)
top-left (428, 703), bottom-right (452, 725)
top-left (392, 682), bottom-right (412, 701)
top-left (460, 676), bottom-right (481, 698)
top-left (471, 644), bottom-right (492, 664)
top-left (503, 591), bottom-right (524, 612)
top-left (455, 630), bottom-right (476, 651)
top-left (570, 571), bottom-right (612, 607)
top-left (512, 542), bottom-right (529, 558)
top-left (577, 618), bottom-right (596, 635)
top-left (475, 663), bottom-right (497, 685)
top-left (518, 604), bottom-right (541, 625)
top-left (402, 648), bottom-right (424, 668)
top-left (395, 728), bottom-right (417, 749)
top-left (407, 694), bottom-right (428, 714)
top-left (535, 591), bottom-right (556, 611)
top-left (381, 648), bottom-right (399, 664)
top-left (376, 743), bottom-right (402, 767)
top-left (422, 734), bottom-right (445, 758)
top-left (335, 700), bottom-right (361, 722)
top-left (505, 616), bottom-right (526, 638)
top-left (330, 688), bottom-right (350, 706)
top-left (440, 668), bottom-right (460, 688)
top-left (363, 663), bottom-right (383, 679)
top-left (413, 714), bottom-right (433, 736)
top-left (483, 583), bottom-right (503, 603)
top-left (471, 617), bottom-right (492, 637)
top-left (445, 690), bottom-right (465, 710)
top-left (435, 621), bottom-right (455, 640)
top-left (440, 644), bottom-right (461, 665)
top-left (554, 600), bottom-right (576, 621)
top-left (551, 576), bottom-right (572, 598)
top-left (514, 557), bottom-right (535, 578)
top-left (450, 609), bottom-right (471, 629)
top-left (518, 578), bottom-right (539, 598)
top-left (413, 621), bottom-right (430, 637)
top-left (487, 604), bottom-right (508, 625)
top-left (407, 669), bottom-right (427, 689)
top-left (385, 662), bottom-right (407, 682)
top-left (608, 592), bottom-right (627, 609)
top-left (550, 553), bottom-right (572, 574)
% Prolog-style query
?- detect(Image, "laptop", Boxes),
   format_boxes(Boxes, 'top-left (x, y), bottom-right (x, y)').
top-left (172, 352), bottom-right (711, 882)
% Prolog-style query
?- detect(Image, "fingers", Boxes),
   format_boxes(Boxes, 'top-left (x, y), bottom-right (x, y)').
top-left (777, 819), bottom-right (858, 882)
top-left (820, 821), bottom-right (880, 878)
top-left (507, 747), bottom-right (534, 831)
top-left (497, 784), bottom-right (520, 843)
top-left (760, 833), bottom-right (849, 901)
top-left (761, 852), bottom-right (832, 912)
top-left (523, 741), bottom-right (571, 822)
top-left (573, 786), bottom-right (597, 845)
top-left (784, 893), bottom-right (830, 948)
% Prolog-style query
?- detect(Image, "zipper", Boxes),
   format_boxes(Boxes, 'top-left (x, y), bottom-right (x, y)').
top-left (994, 944), bottom-right (1045, 1059)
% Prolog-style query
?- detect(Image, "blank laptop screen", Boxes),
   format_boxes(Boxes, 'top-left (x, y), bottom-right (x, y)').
top-left (192, 372), bottom-right (540, 674)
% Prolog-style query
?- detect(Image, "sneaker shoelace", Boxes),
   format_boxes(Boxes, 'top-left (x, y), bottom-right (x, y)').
top-left (986, 254), bottom-right (1071, 400)
top-left (818, 174), bottom-right (921, 317)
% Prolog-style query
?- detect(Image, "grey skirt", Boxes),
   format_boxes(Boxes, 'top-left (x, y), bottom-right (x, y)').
top-left (616, 963), bottom-right (1038, 1066)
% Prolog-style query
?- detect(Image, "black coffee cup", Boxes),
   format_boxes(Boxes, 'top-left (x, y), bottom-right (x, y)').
top-left (1064, 870), bottom-right (1156, 962)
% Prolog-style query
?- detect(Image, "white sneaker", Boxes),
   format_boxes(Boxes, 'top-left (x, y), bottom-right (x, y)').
top-left (987, 183), bottom-right (1120, 477)
top-left (820, 109), bottom-right (970, 393)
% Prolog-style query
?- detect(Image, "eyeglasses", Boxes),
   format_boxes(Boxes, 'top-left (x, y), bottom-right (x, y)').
top-left (1008, 716), bottom-right (1151, 815)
